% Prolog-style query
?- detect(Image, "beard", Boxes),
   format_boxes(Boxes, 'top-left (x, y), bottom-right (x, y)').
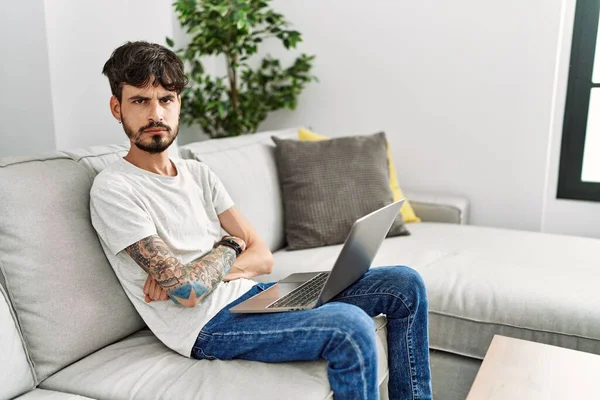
top-left (122, 117), bottom-right (179, 154)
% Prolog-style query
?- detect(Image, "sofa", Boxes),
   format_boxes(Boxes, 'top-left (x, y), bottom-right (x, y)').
top-left (2, 127), bottom-right (600, 400)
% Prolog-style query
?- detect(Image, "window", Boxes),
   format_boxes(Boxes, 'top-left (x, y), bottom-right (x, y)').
top-left (558, 0), bottom-right (600, 201)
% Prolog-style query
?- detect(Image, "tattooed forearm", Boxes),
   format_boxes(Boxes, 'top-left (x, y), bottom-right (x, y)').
top-left (124, 235), bottom-right (236, 307)
top-left (167, 246), bottom-right (236, 307)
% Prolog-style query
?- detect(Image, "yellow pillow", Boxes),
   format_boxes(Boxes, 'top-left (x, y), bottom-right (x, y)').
top-left (298, 128), bottom-right (421, 223)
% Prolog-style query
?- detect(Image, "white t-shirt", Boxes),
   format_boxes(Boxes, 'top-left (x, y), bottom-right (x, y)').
top-left (89, 157), bottom-right (256, 357)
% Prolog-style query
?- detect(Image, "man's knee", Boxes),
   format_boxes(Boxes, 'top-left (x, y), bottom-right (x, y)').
top-left (383, 266), bottom-right (429, 313)
top-left (323, 303), bottom-right (377, 347)
top-left (402, 266), bottom-right (427, 296)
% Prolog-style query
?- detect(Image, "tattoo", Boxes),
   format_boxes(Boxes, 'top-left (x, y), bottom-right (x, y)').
top-left (125, 235), bottom-right (236, 307)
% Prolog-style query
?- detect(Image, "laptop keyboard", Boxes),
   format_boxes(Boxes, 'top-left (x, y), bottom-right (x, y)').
top-left (267, 272), bottom-right (330, 309)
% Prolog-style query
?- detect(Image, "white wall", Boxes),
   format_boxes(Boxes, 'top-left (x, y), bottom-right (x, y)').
top-left (257, 0), bottom-right (566, 232)
top-left (5, 0), bottom-right (598, 237)
top-left (541, 0), bottom-right (600, 239)
top-left (0, 0), bottom-right (56, 157)
top-left (170, 10), bottom-right (214, 145)
top-left (44, 0), bottom-right (175, 150)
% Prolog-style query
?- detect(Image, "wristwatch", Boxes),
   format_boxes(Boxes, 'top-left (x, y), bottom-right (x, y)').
top-left (217, 238), bottom-right (243, 256)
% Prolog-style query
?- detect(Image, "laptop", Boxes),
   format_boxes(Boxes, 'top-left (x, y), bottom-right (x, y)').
top-left (230, 199), bottom-right (405, 313)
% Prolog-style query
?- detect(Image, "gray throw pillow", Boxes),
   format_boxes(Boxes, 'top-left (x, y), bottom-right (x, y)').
top-left (272, 132), bottom-right (409, 251)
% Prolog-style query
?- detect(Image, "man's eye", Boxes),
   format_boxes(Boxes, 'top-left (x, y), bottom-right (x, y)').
top-left (161, 98), bottom-right (172, 104)
top-left (134, 99), bottom-right (147, 104)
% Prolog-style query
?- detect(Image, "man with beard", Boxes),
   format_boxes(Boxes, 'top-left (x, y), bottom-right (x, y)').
top-left (89, 41), bottom-right (432, 400)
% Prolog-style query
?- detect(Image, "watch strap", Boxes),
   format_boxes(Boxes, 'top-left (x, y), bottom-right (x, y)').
top-left (217, 238), bottom-right (242, 256)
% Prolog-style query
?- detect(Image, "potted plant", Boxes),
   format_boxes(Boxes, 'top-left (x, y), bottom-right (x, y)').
top-left (167, 0), bottom-right (317, 138)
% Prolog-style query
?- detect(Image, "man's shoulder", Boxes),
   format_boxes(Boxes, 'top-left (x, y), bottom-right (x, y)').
top-left (90, 160), bottom-right (130, 194)
top-left (175, 158), bottom-right (213, 179)
top-left (175, 157), bottom-right (207, 171)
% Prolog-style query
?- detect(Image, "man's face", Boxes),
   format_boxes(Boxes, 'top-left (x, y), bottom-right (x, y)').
top-left (117, 83), bottom-right (181, 154)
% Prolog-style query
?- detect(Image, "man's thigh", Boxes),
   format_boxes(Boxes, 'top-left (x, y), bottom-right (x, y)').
top-left (193, 283), bottom-right (375, 362)
top-left (330, 265), bottom-right (422, 318)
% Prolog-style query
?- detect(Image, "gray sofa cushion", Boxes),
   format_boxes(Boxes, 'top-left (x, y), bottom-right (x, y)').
top-left (179, 128), bottom-right (298, 252)
top-left (272, 133), bottom-right (409, 250)
top-left (40, 319), bottom-right (388, 400)
top-left (0, 155), bottom-right (145, 382)
top-left (15, 389), bottom-right (95, 400)
top-left (61, 139), bottom-right (180, 176)
top-left (403, 190), bottom-right (470, 225)
top-left (61, 144), bottom-right (128, 175)
top-left (0, 284), bottom-right (35, 400)
top-left (429, 350), bottom-right (480, 400)
top-left (266, 222), bottom-right (600, 361)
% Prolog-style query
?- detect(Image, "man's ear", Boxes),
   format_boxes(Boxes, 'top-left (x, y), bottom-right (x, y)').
top-left (109, 96), bottom-right (121, 121)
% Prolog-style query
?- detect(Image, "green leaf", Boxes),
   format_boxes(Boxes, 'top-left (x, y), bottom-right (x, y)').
top-left (217, 5), bottom-right (229, 16)
top-left (170, 0), bottom-right (316, 138)
top-left (166, 36), bottom-right (175, 47)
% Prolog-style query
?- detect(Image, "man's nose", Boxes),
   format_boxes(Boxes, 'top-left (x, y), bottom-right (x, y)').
top-left (148, 100), bottom-right (164, 122)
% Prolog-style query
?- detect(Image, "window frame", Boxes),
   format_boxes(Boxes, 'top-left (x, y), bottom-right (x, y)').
top-left (557, 0), bottom-right (600, 202)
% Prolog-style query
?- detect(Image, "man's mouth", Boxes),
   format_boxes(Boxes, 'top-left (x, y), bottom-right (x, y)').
top-left (143, 129), bottom-right (166, 134)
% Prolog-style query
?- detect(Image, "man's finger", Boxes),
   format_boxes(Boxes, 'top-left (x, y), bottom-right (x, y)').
top-left (160, 290), bottom-right (169, 301)
top-left (143, 274), bottom-right (152, 295)
top-left (223, 272), bottom-right (242, 282)
top-left (148, 280), bottom-right (157, 300)
top-left (153, 281), bottom-right (162, 300)
top-left (147, 280), bottom-right (157, 300)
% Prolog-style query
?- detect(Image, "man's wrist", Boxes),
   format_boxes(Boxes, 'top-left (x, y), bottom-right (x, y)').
top-left (216, 238), bottom-right (243, 256)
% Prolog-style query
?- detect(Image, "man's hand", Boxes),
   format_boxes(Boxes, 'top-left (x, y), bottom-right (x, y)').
top-left (223, 266), bottom-right (251, 282)
top-left (144, 274), bottom-right (170, 303)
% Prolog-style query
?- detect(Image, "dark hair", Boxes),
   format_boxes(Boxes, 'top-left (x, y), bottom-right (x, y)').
top-left (102, 41), bottom-right (188, 102)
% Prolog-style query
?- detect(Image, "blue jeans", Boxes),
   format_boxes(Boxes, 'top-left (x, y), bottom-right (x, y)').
top-left (191, 266), bottom-right (432, 400)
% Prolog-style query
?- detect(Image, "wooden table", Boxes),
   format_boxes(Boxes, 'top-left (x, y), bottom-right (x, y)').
top-left (466, 335), bottom-right (600, 399)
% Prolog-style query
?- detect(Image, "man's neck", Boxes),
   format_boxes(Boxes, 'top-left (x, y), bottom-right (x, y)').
top-left (123, 146), bottom-right (177, 177)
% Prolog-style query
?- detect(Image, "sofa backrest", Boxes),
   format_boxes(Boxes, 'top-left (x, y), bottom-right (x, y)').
top-left (179, 128), bottom-right (298, 252)
top-left (61, 140), bottom-right (180, 176)
top-left (61, 144), bottom-right (128, 175)
top-left (0, 283), bottom-right (35, 399)
top-left (0, 153), bottom-right (145, 382)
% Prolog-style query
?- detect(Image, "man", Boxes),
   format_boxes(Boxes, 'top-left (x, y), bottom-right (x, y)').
top-left (90, 41), bottom-right (432, 400)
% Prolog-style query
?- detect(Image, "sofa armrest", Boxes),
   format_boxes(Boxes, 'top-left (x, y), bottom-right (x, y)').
top-left (404, 190), bottom-right (470, 225)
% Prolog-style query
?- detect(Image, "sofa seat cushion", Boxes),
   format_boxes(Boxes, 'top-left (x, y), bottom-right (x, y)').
top-left (40, 320), bottom-right (389, 400)
top-left (267, 222), bottom-right (600, 360)
top-left (15, 389), bottom-right (94, 400)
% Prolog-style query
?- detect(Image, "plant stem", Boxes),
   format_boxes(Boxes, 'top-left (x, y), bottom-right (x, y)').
top-left (227, 54), bottom-right (240, 117)
top-left (226, 0), bottom-right (240, 126)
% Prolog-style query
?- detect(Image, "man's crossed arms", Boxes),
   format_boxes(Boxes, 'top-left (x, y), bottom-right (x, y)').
top-left (124, 207), bottom-right (273, 306)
